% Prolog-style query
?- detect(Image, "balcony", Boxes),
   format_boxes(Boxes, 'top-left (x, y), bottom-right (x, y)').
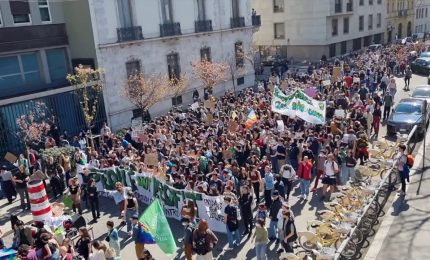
top-left (0, 23), bottom-right (68, 53)
top-left (335, 4), bottom-right (342, 13)
top-left (346, 2), bottom-right (353, 12)
top-left (252, 15), bottom-right (261, 26)
top-left (231, 17), bottom-right (245, 28)
top-left (195, 20), bottom-right (213, 33)
top-left (160, 22), bottom-right (182, 37)
top-left (116, 26), bottom-right (143, 42)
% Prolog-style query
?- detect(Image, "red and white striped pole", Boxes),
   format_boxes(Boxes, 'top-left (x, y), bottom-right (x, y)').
top-left (27, 180), bottom-right (52, 221)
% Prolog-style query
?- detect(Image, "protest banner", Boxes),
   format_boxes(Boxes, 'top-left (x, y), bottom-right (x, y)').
top-left (271, 86), bottom-right (326, 125)
top-left (80, 166), bottom-right (227, 233)
top-left (334, 109), bottom-right (347, 118)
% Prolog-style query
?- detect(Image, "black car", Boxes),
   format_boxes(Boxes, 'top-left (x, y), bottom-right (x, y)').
top-left (387, 98), bottom-right (429, 136)
top-left (410, 58), bottom-right (430, 75)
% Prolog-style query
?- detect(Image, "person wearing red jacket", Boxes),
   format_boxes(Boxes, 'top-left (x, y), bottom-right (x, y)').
top-left (297, 156), bottom-right (312, 200)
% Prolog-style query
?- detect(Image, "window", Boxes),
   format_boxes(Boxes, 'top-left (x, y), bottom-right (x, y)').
top-left (9, 0), bottom-right (31, 24)
top-left (118, 0), bottom-right (134, 27)
top-left (329, 43), bottom-right (336, 57)
top-left (46, 48), bottom-right (68, 83)
top-left (426, 8), bottom-right (428, 17)
top-left (237, 77), bottom-right (244, 85)
top-left (200, 47), bottom-right (211, 61)
top-left (341, 41), bottom-right (347, 54)
top-left (273, 0), bottom-right (284, 12)
top-left (235, 42), bottom-right (244, 67)
top-left (377, 0), bottom-right (381, 4)
top-left (359, 0), bottom-right (364, 6)
top-left (38, 0), bottom-right (51, 22)
top-left (274, 22), bottom-right (285, 39)
top-left (369, 0), bottom-right (373, 5)
top-left (196, 0), bottom-right (206, 20)
top-left (332, 19), bottom-right (338, 36)
top-left (0, 9), bottom-right (2, 27)
top-left (335, 0), bottom-right (342, 13)
top-left (125, 60), bottom-right (141, 77)
top-left (167, 52), bottom-right (180, 80)
top-left (377, 13), bottom-right (381, 28)
top-left (0, 53), bottom-right (42, 89)
top-left (359, 15), bottom-right (364, 31)
top-left (172, 95), bottom-right (182, 106)
top-left (161, 0), bottom-right (173, 22)
top-left (368, 14), bottom-right (373, 29)
top-left (232, 0), bottom-right (240, 18)
top-left (343, 17), bottom-right (349, 34)
top-left (417, 9), bottom-right (419, 19)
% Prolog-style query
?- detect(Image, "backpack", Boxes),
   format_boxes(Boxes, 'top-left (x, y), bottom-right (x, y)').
top-left (193, 231), bottom-right (208, 255)
top-left (406, 154), bottom-right (414, 168)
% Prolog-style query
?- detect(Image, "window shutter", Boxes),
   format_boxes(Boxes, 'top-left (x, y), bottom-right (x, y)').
top-left (9, 0), bottom-right (30, 15)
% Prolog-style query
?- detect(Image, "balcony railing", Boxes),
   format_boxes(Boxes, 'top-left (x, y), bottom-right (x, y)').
top-left (252, 15), bottom-right (261, 26)
top-left (195, 20), bottom-right (213, 33)
top-left (346, 2), bottom-right (353, 11)
top-left (117, 26), bottom-right (143, 42)
top-left (273, 6), bottom-right (284, 12)
top-left (335, 4), bottom-right (342, 13)
top-left (231, 17), bottom-right (245, 28)
top-left (160, 22), bottom-right (182, 37)
top-left (398, 10), bottom-right (408, 17)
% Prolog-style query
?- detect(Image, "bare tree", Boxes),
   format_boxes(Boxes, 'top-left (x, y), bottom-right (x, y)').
top-left (191, 59), bottom-right (228, 95)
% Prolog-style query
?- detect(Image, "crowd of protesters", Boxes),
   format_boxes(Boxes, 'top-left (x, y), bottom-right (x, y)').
top-left (0, 41), bottom-right (427, 259)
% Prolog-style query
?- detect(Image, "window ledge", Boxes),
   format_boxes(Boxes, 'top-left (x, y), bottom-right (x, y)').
top-left (98, 25), bottom-right (255, 49)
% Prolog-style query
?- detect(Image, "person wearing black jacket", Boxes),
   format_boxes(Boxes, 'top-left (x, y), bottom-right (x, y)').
top-left (239, 186), bottom-right (253, 237)
top-left (87, 179), bottom-right (100, 222)
top-left (268, 190), bottom-right (282, 240)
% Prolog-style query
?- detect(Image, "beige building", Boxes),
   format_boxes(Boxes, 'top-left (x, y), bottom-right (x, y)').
top-left (386, 0), bottom-right (415, 42)
top-left (252, 0), bottom-right (386, 62)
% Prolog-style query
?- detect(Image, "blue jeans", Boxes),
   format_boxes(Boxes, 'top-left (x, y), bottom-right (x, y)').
top-left (300, 179), bottom-right (310, 196)
top-left (226, 225), bottom-right (240, 248)
top-left (271, 157), bottom-right (279, 175)
top-left (255, 243), bottom-right (267, 260)
top-left (126, 208), bottom-right (137, 232)
top-left (268, 220), bottom-right (278, 239)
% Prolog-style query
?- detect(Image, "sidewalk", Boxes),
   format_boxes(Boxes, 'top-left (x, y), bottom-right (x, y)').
top-left (365, 133), bottom-right (430, 260)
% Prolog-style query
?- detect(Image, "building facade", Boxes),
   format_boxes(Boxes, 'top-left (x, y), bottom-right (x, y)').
top-left (386, 0), bottom-right (415, 42)
top-left (78, 0), bottom-right (258, 130)
top-left (414, 0), bottom-right (430, 34)
top-left (252, 0), bottom-right (386, 61)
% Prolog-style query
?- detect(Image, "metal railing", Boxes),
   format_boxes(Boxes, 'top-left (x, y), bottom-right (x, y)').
top-left (160, 22), bottom-right (182, 37)
top-left (195, 20), bottom-right (213, 33)
top-left (334, 125), bottom-right (419, 259)
top-left (230, 17), bottom-right (245, 28)
top-left (252, 15), bottom-right (261, 26)
top-left (116, 26), bottom-right (143, 42)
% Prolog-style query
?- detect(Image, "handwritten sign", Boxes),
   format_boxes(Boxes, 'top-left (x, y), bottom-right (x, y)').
top-left (204, 99), bottom-right (215, 110)
top-left (144, 153), bottom-right (158, 166)
top-left (332, 67), bottom-right (342, 83)
top-left (206, 114), bottom-right (214, 125)
top-left (228, 121), bottom-right (238, 133)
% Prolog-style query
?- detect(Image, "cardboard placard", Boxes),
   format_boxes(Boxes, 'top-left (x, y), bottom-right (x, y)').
top-left (277, 120), bottom-right (285, 132)
top-left (332, 67), bottom-right (342, 83)
top-left (335, 109), bottom-right (347, 118)
top-left (204, 99), bottom-right (215, 110)
top-left (353, 77), bottom-right (360, 83)
top-left (4, 152), bottom-right (17, 164)
top-left (131, 117), bottom-right (143, 129)
top-left (206, 114), bottom-right (214, 125)
top-left (190, 102), bottom-right (199, 111)
top-left (29, 170), bottom-right (48, 181)
top-left (144, 153), bottom-right (158, 166)
top-left (231, 111), bottom-right (238, 120)
top-left (228, 121), bottom-right (238, 133)
top-left (322, 80), bottom-right (331, 86)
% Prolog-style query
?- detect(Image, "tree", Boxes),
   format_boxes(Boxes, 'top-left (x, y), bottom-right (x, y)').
top-left (66, 64), bottom-right (104, 147)
top-left (123, 73), bottom-right (187, 119)
top-left (225, 48), bottom-right (248, 94)
top-left (16, 101), bottom-right (54, 147)
top-left (191, 59), bottom-right (228, 94)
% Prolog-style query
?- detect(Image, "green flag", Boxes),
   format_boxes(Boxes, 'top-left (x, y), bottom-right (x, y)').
top-left (139, 198), bottom-right (177, 254)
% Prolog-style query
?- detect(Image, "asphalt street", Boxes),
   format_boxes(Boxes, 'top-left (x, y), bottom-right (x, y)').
top-left (0, 73), bottom-right (427, 260)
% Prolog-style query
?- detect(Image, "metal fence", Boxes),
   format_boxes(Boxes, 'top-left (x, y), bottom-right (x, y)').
top-left (334, 125), bottom-right (419, 259)
top-left (0, 89), bottom-right (106, 155)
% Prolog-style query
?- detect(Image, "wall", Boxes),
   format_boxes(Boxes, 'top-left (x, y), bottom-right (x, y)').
top-left (63, 0), bottom-right (97, 65)
top-left (97, 30), bottom-right (255, 130)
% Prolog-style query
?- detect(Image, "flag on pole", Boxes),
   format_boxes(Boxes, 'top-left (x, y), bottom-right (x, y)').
top-left (245, 109), bottom-right (257, 128)
top-left (139, 199), bottom-right (177, 254)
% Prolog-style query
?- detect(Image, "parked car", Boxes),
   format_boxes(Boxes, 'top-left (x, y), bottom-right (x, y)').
top-left (411, 85), bottom-right (430, 102)
top-left (410, 57), bottom-right (430, 75)
top-left (368, 44), bottom-right (382, 52)
top-left (387, 98), bottom-right (429, 136)
top-left (419, 52), bottom-right (430, 58)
